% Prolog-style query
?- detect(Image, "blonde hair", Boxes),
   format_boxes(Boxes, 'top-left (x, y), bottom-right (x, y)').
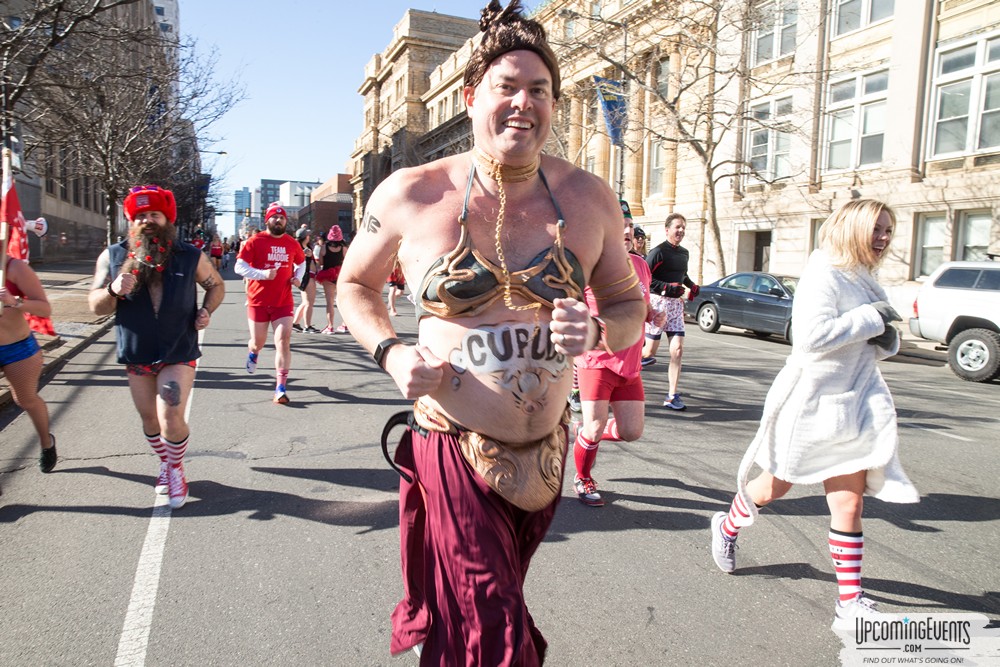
top-left (818, 198), bottom-right (896, 269)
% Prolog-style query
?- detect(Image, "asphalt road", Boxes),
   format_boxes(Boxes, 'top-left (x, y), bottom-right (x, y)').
top-left (1, 271), bottom-right (998, 667)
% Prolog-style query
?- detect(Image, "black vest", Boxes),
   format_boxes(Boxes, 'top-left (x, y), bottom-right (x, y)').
top-left (109, 241), bottom-right (202, 365)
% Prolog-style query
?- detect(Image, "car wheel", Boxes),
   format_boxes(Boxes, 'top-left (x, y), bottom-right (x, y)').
top-left (697, 303), bottom-right (720, 333)
top-left (948, 328), bottom-right (1000, 382)
top-left (784, 320), bottom-right (793, 345)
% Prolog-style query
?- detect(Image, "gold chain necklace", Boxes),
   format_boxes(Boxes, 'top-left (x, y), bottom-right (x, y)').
top-left (474, 147), bottom-right (542, 314)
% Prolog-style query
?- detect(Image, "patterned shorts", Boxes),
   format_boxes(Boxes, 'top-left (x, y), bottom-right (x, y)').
top-left (644, 295), bottom-right (685, 339)
top-left (126, 360), bottom-right (198, 376)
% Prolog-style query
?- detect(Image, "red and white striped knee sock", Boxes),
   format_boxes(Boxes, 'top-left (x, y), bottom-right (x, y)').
top-left (163, 435), bottom-right (189, 469)
top-left (602, 418), bottom-right (621, 441)
top-left (146, 432), bottom-right (166, 462)
top-left (829, 529), bottom-right (863, 602)
top-left (573, 433), bottom-right (600, 480)
top-left (721, 493), bottom-right (752, 540)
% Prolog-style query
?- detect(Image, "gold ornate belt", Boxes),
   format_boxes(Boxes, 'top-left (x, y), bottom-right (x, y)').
top-left (412, 399), bottom-right (568, 512)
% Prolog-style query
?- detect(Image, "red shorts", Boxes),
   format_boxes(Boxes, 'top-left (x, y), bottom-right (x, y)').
top-left (577, 366), bottom-right (645, 403)
top-left (315, 266), bottom-right (341, 283)
top-left (247, 304), bottom-right (294, 323)
top-left (126, 360), bottom-right (198, 376)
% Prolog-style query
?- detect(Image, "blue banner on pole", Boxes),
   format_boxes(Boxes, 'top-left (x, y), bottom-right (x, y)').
top-left (594, 75), bottom-right (626, 147)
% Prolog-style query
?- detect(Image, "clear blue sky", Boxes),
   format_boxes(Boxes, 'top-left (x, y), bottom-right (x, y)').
top-left (182, 1), bottom-right (541, 235)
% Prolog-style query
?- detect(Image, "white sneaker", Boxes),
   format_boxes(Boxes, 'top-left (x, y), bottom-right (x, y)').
top-left (832, 595), bottom-right (882, 632)
top-left (246, 352), bottom-right (258, 374)
top-left (710, 512), bottom-right (737, 573)
top-left (155, 461), bottom-right (168, 495)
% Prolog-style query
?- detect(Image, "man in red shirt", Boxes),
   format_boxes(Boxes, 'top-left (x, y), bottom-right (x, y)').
top-left (235, 203), bottom-right (305, 404)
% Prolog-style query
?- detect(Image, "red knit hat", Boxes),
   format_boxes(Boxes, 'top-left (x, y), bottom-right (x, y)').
top-left (327, 225), bottom-right (344, 242)
top-left (264, 202), bottom-right (287, 221)
top-left (123, 185), bottom-right (177, 223)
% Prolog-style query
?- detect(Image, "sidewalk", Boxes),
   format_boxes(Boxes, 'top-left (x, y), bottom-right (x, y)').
top-left (0, 260), bottom-right (948, 410)
top-left (0, 260), bottom-right (114, 410)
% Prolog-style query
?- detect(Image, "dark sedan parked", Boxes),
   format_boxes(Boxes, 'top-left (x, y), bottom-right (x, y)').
top-left (684, 271), bottom-right (798, 342)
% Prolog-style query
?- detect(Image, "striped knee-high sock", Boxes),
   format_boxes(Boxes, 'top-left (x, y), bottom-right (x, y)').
top-left (146, 432), bottom-right (166, 462)
top-left (602, 418), bottom-right (621, 441)
top-left (721, 493), bottom-right (752, 540)
top-left (163, 435), bottom-right (189, 468)
top-left (829, 529), bottom-right (863, 602)
top-left (572, 365), bottom-right (579, 391)
top-left (573, 433), bottom-right (600, 480)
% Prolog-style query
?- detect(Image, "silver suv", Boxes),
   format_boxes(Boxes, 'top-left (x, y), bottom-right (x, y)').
top-left (908, 261), bottom-right (1000, 382)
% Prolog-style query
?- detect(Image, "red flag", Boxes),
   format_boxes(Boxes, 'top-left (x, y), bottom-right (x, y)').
top-left (1, 176), bottom-right (56, 335)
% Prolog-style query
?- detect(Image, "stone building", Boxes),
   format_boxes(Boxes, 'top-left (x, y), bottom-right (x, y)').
top-left (349, 10), bottom-right (479, 231)
top-left (353, 0), bottom-right (1000, 311)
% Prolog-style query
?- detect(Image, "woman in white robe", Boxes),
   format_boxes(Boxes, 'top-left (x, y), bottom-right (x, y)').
top-left (709, 199), bottom-right (919, 632)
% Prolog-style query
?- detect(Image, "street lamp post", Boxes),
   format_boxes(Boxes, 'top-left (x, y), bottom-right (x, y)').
top-left (559, 9), bottom-right (628, 199)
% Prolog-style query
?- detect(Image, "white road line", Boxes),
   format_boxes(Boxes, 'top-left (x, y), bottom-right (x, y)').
top-left (113, 331), bottom-right (203, 667)
top-left (900, 422), bottom-right (973, 442)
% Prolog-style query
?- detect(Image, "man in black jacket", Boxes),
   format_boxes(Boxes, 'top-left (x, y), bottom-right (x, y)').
top-left (643, 212), bottom-right (699, 410)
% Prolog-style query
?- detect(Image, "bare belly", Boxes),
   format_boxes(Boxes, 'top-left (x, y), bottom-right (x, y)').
top-left (420, 316), bottom-right (573, 441)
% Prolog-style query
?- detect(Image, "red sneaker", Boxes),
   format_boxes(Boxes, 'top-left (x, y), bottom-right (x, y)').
top-left (168, 464), bottom-right (188, 509)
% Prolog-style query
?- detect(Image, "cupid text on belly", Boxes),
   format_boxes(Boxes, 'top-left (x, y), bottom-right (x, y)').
top-left (448, 323), bottom-right (567, 375)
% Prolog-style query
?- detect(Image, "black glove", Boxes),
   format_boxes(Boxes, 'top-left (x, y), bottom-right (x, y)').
top-left (870, 300), bottom-right (901, 324)
top-left (868, 324), bottom-right (899, 350)
top-left (663, 283), bottom-right (685, 298)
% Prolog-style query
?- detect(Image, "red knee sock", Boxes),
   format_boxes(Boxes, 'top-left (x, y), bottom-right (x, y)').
top-left (829, 530), bottom-right (863, 602)
top-left (574, 433), bottom-right (600, 479)
top-left (602, 418), bottom-right (621, 441)
top-left (146, 432), bottom-right (166, 462)
top-left (163, 435), bottom-right (189, 468)
top-left (722, 493), bottom-right (751, 539)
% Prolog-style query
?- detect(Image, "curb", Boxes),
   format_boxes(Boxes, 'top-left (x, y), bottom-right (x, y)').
top-left (0, 316), bottom-right (114, 411)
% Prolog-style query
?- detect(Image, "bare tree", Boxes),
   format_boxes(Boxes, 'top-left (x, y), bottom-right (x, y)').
top-left (547, 0), bottom-right (827, 278)
top-left (23, 16), bottom-right (244, 244)
top-left (0, 0), bottom-right (144, 154)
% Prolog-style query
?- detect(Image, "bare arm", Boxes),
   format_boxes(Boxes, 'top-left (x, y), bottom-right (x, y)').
top-left (194, 253), bottom-right (225, 330)
top-left (339, 176), bottom-right (445, 398)
top-left (0, 260), bottom-right (52, 318)
top-left (88, 249), bottom-right (125, 316)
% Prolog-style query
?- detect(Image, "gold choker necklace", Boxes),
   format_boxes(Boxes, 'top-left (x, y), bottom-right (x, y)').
top-left (470, 147), bottom-right (542, 319)
top-left (473, 146), bottom-right (539, 184)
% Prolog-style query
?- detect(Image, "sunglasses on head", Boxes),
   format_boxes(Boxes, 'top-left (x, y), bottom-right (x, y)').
top-left (130, 185), bottom-right (161, 193)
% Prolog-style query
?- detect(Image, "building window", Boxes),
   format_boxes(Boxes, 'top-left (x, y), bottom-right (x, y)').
top-left (586, 156), bottom-right (596, 173)
top-left (914, 213), bottom-right (947, 277)
top-left (564, 17), bottom-right (576, 41)
top-left (811, 218), bottom-right (825, 250)
top-left (655, 57), bottom-right (670, 98)
top-left (591, 1), bottom-right (602, 18)
top-left (59, 147), bottom-right (68, 201)
top-left (155, 6), bottom-right (165, 15)
top-left (825, 69), bottom-right (888, 171)
top-left (45, 148), bottom-right (55, 195)
top-left (649, 142), bottom-right (665, 194)
top-left (931, 34), bottom-right (1000, 157)
top-left (753, 1), bottom-right (797, 66)
top-left (748, 96), bottom-right (792, 180)
top-left (959, 211), bottom-right (992, 261)
top-left (834, 0), bottom-right (894, 37)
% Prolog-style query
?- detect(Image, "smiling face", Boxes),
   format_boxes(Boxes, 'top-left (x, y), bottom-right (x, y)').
top-left (132, 210), bottom-right (169, 235)
top-left (665, 216), bottom-right (686, 245)
top-left (465, 50), bottom-right (555, 166)
top-left (871, 210), bottom-right (893, 259)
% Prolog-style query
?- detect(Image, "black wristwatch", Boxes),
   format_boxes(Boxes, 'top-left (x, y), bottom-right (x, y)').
top-left (374, 337), bottom-right (403, 369)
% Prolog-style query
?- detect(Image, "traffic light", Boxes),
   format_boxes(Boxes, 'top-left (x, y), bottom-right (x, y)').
top-left (245, 208), bottom-right (250, 217)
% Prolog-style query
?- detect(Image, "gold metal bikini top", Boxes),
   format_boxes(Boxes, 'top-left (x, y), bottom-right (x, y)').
top-left (415, 163), bottom-right (585, 321)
